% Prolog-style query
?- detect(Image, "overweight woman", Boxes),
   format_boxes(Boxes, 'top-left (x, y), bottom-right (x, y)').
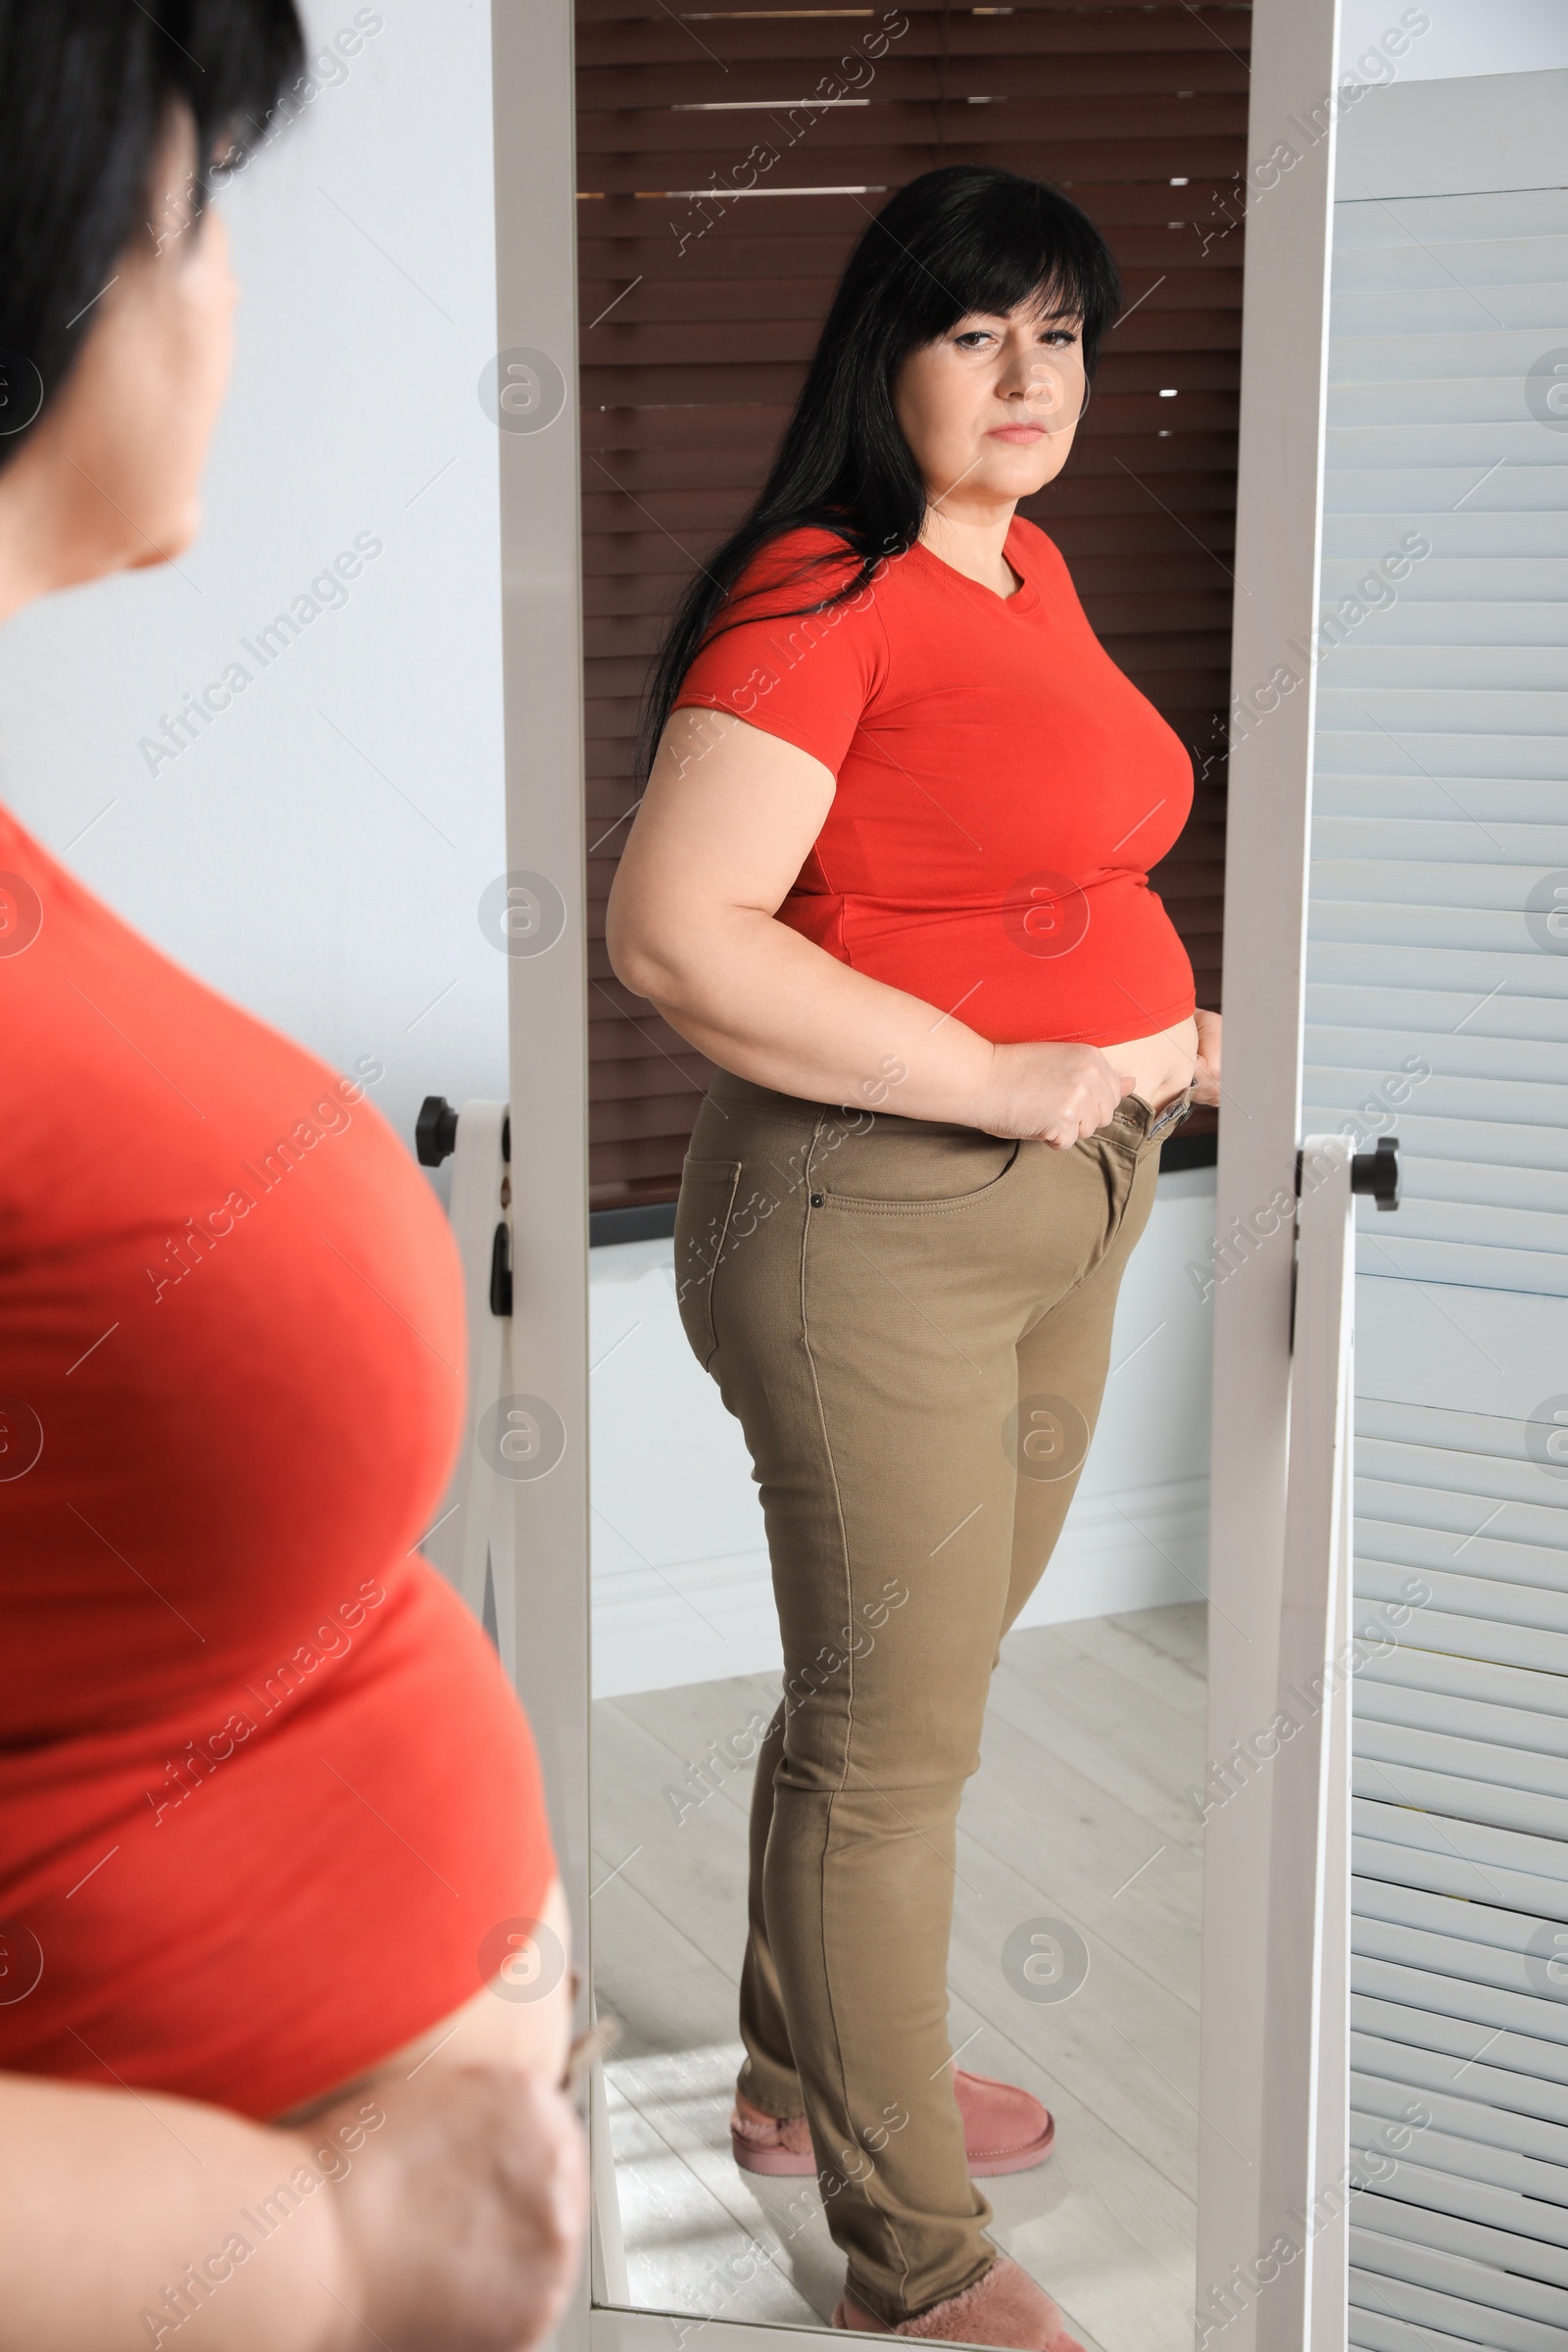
top-left (0, 8), bottom-right (583, 2346)
top-left (609, 166), bottom-right (1221, 2352)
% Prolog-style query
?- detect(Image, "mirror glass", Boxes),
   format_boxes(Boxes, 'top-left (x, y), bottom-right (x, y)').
top-left (576, 0), bottom-right (1253, 2340)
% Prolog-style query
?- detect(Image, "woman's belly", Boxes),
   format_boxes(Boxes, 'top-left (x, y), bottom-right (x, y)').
top-left (274, 1871), bottom-right (575, 2126)
top-left (1100, 1015), bottom-right (1200, 1113)
top-left (0, 1559), bottom-right (560, 2123)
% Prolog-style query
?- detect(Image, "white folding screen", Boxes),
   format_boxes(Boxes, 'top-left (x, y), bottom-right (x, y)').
top-left (1304, 68), bottom-right (1568, 2352)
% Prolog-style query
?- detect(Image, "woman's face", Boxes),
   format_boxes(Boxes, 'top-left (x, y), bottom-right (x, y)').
top-left (892, 301), bottom-right (1086, 514)
top-left (2, 115), bottom-right (237, 603)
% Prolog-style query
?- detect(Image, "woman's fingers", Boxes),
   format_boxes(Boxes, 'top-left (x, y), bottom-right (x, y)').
top-left (1193, 1007), bottom-right (1222, 1103)
top-left (978, 1040), bottom-right (1159, 1145)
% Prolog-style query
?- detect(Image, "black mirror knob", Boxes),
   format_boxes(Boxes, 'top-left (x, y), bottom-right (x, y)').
top-left (416, 1094), bottom-right (460, 1167)
top-left (1350, 1135), bottom-right (1399, 1211)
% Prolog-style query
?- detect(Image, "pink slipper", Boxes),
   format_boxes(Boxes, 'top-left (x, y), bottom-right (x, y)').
top-left (731, 2069), bottom-right (1054, 2178)
top-left (833, 2253), bottom-right (1085, 2351)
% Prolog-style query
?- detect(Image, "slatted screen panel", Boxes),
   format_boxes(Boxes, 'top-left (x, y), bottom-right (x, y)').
top-left (577, 0), bottom-right (1250, 1208)
top-left (1305, 176), bottom-right (1568, 2351)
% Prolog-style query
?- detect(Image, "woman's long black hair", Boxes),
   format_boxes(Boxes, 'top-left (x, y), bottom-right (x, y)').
top-left (637, 164), bottom-right (1123, 779)
top-left (0, 0), bottom-right (304, 468)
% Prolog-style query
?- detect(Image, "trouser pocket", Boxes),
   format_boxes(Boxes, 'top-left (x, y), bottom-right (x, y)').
top-left (817, 1117), bottom-right (1019, 1209)
top-left (672, 1156), bottom-right (743, 1370)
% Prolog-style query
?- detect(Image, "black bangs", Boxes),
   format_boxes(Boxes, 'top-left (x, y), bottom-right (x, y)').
top-left (182, 0), bottom-right (312, 178)
top-left (637, 164), bottom-right (1125, 780)
top-left (0, 0), bottom-right (305, 468)
top-left (865, 167), bottom-right (1125, 377)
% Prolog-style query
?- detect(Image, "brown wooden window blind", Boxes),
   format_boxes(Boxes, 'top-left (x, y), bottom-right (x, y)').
top-left (577, 0), bottom-right (1251, 1210)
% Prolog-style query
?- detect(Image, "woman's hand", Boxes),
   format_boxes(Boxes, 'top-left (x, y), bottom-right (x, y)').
top-left (972, 1039), bottom-right (1136, 1150)
top-left (609, 712), bottom-right (1134, 1133)
top-left (327, 2063), bottom-right (587, 2352)
top-left (1192, 1008), bottom-right (1222, 1107)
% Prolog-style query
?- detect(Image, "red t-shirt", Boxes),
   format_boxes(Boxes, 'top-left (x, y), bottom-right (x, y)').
top-left (0, 806), bottom-right (556, 2121)
top-left (672, 517), bottom-right (1197, 1047)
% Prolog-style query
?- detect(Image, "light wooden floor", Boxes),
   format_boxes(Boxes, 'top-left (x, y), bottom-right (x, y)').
top-left (591, 1602), bottom-right (1206, 2352)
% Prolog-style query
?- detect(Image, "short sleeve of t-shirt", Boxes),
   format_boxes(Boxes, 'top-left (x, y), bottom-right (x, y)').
top-left (671, 526), bottom-right (887, 777)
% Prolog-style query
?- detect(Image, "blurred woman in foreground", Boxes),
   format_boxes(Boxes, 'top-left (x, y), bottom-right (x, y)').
top-left (0, 7), bottom-right (585, 2345)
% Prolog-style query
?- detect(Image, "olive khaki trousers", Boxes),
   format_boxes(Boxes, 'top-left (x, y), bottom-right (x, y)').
top-left (673, 1071), bottom-right (1173, 2325)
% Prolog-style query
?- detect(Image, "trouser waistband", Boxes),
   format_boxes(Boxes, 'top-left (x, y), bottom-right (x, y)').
top-left (706, 1066), bottom-right (1195, 1156)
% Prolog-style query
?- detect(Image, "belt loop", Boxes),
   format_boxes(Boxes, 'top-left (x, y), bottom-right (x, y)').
top-left (801, 1104), bottom-right (835, 1200)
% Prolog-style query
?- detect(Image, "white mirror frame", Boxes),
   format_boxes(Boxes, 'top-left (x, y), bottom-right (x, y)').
top-left (485, 1), bottom-right (1350, 2347)
top-left (490, 3), bottom-right (595, 2347)
top-left (1202, 3), bottom-right (1347, 2351)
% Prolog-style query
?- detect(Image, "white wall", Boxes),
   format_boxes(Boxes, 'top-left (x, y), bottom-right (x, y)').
top-left (1339, 0), bottom-right (1568, 82)
top-left (589, 1167), bottom-right (1217, 1700)
top-left (0, 0), bottom-right (510, 1171)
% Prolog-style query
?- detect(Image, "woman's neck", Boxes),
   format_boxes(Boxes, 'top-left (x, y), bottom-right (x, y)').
top-left (917, 498), bottom-right (1021, 597)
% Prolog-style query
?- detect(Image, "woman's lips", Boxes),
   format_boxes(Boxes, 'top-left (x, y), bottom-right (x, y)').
top-left (988, 423), bottom-right (1049, 443)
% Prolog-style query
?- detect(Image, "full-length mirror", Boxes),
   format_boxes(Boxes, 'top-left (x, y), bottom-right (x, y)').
top-left (579, 6), bottom-right (1248, 2345)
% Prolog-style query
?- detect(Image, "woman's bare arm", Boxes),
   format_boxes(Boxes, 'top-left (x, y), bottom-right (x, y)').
top-left (608, 708), bottom-right (1134, 1146)
top-left (0, 2070), bottom-right (358, 2352)
top-left (0, 2057), bottom-right (585, 2352)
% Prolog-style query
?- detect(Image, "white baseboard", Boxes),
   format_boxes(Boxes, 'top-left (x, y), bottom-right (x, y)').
top-left (590, 1476), bottom-right (1208, 1701)
top-left (592, 1545), bottom-right (779, 1702)
top-left (1009, 1473), bottom-right (1210, 1631)
top-left (589, 1172), bottom-right (1215, 1702)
